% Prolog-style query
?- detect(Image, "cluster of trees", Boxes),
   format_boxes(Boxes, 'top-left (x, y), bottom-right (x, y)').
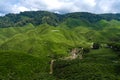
top-left (65, 12), bottom-right (102, 23)
top-left (53, 59), bottom-right (119, 80)
top-left (107, 42), bottom-right (120, 51)
top-left (1, 11), bottom-right (120, 28)
top-left (92, 42), bottom-right (101, 49)
top-left (0, 11), bottom-right (60, 27)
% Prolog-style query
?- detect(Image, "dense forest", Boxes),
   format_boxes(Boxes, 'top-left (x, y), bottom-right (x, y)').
top-left (0, 11), bottom-right (120, 80)
top-left (1, 11), bottom-right (120, 28)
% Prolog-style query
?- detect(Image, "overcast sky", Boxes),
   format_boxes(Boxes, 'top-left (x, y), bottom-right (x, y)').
top-left (0, 0), bottom-right (120, 16)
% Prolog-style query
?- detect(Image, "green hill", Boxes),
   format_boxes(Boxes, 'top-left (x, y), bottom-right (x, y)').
top-left (1, 11), bottom-right (120, 28)
top-left (0, 51), bottom-right (56, 80)
top-left (0, 11), bottom-right (120, 80)
top-left (54, 49), bottom-right (120, 80)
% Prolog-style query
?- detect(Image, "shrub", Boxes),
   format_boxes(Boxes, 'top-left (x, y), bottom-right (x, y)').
top-left (92, 42), bottom-right (100, 49)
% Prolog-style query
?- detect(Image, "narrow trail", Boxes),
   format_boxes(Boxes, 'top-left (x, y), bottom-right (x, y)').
top-left (49, 59), bottom-right (55, 74)
top-left (49, 47), bottom-right (84, 74)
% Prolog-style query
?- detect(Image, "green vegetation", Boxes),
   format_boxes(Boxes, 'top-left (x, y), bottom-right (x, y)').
top-left (53, 48), bottom-right (120, 80)
top-left (0, 51), bottom-right (55, 80)
top-left (0, 11), bottom-right (120, 80)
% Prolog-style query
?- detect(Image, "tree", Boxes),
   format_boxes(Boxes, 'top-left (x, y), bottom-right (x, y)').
top-left (92, 42), bottom-right (100, 49)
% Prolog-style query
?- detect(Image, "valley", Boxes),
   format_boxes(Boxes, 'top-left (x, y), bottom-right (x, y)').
top-left (0, 11), bottom-right (120, 80)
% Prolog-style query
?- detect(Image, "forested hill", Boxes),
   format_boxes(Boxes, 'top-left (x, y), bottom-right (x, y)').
top-left (0, 11), bottom-right (120, 28)
top-left (0, 11), bottom-right (120, 80)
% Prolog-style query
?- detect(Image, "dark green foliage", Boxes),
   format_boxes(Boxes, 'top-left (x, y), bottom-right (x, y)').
top-left (1, 11), bottom-right (120, 28)
top-left (107, 42), bottom-right (120, 51)
top-left (53, 49), bottom-right (120, 80)
top-left (99, 13), bottom-right (120, 21)
top-left (115, 64), bottom-right (120, 75)
top-left (0, 11), bottom-right (120, 80)
top-left (92, 42), bottom-right (101, 49)
top-left (65, 12), bottom-right (102, 23)
top-left (0, 11), bottom-right (60, 27)
top-left (0, 51), bottom-right (56, 80)
top-left (83, 47), bottom-right (90, 53)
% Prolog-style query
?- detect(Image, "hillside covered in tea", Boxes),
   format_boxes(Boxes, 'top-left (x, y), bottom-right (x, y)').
top-left (0, 11), bottom-right (120, 80)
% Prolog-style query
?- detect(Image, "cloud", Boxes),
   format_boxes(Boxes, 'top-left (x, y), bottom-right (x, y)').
top-left (0, 0), bottom-right (120, 16)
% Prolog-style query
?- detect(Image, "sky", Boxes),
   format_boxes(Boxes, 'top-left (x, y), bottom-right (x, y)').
top-left (0, 0), bottom-right (120, 16)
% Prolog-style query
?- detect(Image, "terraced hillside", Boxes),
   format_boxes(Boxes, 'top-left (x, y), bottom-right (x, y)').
top-left (0, 11), bottom-right (120, 80)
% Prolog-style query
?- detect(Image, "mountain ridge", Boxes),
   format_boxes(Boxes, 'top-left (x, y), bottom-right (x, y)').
top-left (1, 11), bottom-right (120, 28)
top-left (0, 11), bottom-right (120, 80)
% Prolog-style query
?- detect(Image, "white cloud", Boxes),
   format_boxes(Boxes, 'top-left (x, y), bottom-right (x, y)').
top-left (0, 0), bottom-right (120, 15)
top-left (95, 0), bottom-right (115, 13)
top-left (12, 5), bottom-right (30, 13)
